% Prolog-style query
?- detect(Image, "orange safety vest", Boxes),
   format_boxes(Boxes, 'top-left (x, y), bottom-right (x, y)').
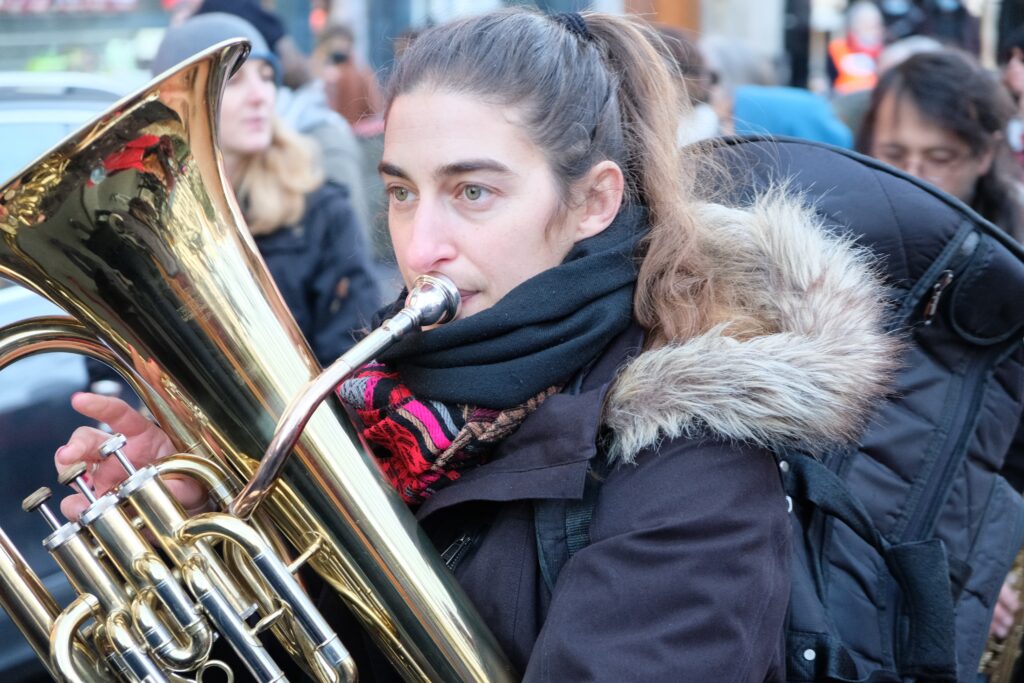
top-left (829, 37), bottom-right (879, 94)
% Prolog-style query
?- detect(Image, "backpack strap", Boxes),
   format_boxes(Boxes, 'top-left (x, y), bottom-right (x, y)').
top-left (782, 453), bottom-right (958, 682)
top-left (534, 455), bottom-right (610, 614)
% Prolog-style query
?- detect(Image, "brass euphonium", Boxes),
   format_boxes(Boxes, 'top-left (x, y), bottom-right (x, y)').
top-left (0, 40), bottom-right (515, 682)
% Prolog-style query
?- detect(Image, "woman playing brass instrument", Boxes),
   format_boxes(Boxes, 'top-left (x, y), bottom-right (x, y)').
top-left (56, 8), bottom-right (897, 680)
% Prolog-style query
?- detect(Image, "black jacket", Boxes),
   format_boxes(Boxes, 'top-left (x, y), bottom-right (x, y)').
top-left (254, 181), bottom-right (382, 366)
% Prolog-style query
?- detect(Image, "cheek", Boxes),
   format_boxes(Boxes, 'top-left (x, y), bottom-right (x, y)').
top-left (943, 170), bottom-right (981, 203)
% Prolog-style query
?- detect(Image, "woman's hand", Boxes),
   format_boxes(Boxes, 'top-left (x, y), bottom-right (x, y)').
top-left (54, 392), bottom-right (206, 521)
top-left (989, 574), bottom-right (1021, 639)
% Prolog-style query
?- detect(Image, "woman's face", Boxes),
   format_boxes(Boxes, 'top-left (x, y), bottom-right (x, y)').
top-left (869, 91), bottom-right (993, 203)
top-left (380, 89), bottom-right (582, 319)
top-left (1003, 47), bottom-right (1024, 99)
top-left (219, 59), bottom-right (276, 161)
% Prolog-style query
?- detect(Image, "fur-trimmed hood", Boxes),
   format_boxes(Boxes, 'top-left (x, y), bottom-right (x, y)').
top-left (604, 193), bottom-right (900, 463)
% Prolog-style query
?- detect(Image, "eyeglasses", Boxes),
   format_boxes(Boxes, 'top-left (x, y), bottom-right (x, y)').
top-left (873, 144), bottom-right (976, 179)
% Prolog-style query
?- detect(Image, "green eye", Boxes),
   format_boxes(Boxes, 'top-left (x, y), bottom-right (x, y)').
top-left (463, 185), bottom-right (483, 200)
top-left (392, 187), bottom-right (409, 201)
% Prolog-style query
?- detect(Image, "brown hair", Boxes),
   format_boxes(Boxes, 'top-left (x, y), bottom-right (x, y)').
top-left (383, 8), bottom-right (723, 345)
top-left (231, 116), bottom-right (323, 235)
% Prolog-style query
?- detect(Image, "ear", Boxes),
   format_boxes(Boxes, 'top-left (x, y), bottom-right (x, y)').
top-left (572, 160), bottom-right (625, 241)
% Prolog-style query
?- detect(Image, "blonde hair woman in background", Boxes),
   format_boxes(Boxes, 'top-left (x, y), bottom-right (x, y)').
top-left (152, 13), bottom-right (383, 366)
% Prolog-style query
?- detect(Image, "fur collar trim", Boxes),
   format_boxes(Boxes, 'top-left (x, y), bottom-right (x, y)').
top-left (604, 193), bottom-right (900, 463)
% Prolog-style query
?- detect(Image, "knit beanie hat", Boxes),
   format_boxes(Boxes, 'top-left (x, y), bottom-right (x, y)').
top-left (151, 12), bottom-right (282, 85)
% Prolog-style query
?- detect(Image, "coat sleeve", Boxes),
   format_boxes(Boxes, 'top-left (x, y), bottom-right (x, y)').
top-left (305, 183), bottom-right (384, 365)
top-left (524, 440), bottom-right (791, 683)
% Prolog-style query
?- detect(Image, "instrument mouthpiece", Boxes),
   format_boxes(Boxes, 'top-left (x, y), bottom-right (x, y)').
top-left (406, 274), bottom-right (461, 327)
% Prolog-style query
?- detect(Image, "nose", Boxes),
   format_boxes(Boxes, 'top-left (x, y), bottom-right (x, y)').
top-left (397, 199), bottom-right (457, 276)
top-left (901, 154), bottom-right (924, 179)
top-left (242, 72), bottom-right (272, 106)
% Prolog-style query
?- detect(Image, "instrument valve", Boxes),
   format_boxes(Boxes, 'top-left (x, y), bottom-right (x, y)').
top-left (58, 462), bottom-right (97, 505)
top-left (22, 487), bottom-right (62, 532)
top-left (100, 433), bottom-right (137, 476)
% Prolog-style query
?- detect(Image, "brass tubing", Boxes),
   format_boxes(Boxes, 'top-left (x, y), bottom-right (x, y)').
top-left (131, 597), bottom-right (209, 672)
top-left (121, 465), bottom-right (254, 618)
top-left (181, 559), bottom-right (286, 683)
top-left (46, 526), bottom-right (130, 613)
top-left (49, 594), bottom-right (108, 683)
top-left (0, 316), bottom-right (192, 443)
top-left (105, 609), bottom-right (170, 683)
top-left (179, 513), bottom-right (355, 682)
top-left (0, 524), bottom-right (65, 679)
top-left (80, 497), bottom-right (213, 666)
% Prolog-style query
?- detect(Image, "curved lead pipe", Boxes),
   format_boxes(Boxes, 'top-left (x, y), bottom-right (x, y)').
top-left (230, 273), bottom-right (460, 521)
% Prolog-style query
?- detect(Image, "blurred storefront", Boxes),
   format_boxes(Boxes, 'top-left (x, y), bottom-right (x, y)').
top-left (0, 0), bottom-right (787, 84)
top-left (0, 0), bottom-right (167, 85)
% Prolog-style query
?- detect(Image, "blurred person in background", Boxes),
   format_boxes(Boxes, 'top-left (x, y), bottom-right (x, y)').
top-left (828, 0), bottom-right (886, 95)
top-left (193, 0), bottom-right (306, 90)
top-left (999, 25), bottom-right (1024, 174)
top-left (152, 13), bottom-right (383, 365)
top-left (655, 24), bottom-right (722, 146)
top-left (700, 32), bottom-right (853, 147)
top-left (733, 83), bottom-right (855, 148)
top-left (312, 23), bottom-right (384, 137)
top-left (189, 0), bottom-right (374, 237)
top-left (918, 0), bottom-right (980, 55)
top-left (698, 34), bottom-right (777, 138)
top-left (857, 50), bottom-right (1022, 240)
top-left (832, 34), bottom-right (943, 138)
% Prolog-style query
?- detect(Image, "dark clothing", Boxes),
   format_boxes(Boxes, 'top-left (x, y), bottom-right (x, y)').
top-left (323, 185), bottom-right (897, 681)
top-left (418, 326), bottom-right (791, 681)
top-left (342, 325), bottom-right (789, 682)
top-left (254, 181), bottom-right (382, 366)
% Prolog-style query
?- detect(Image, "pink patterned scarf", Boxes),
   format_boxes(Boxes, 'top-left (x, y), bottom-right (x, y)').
top-left (339, 362), bottom-right (558, 505)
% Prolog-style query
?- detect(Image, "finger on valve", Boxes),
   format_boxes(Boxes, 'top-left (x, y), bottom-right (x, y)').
top-left (68, 392), bottom-right (175, 468)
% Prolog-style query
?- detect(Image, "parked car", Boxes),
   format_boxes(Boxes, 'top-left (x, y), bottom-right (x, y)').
top-left (0, 71), bottom-right (123, 680)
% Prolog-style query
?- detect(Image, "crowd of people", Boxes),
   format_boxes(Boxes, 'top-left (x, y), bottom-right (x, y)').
top-left (45, 0), bottom-right (1024, 681)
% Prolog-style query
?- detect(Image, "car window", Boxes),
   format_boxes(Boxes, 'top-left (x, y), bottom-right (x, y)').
top-left (0, 120), bottom-right (88, 181)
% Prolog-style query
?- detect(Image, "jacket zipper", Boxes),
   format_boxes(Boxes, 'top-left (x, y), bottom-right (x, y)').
top-left (441, 533), bottom-right (476, 571)
top-left (902, 350), bottom-right (994, 543)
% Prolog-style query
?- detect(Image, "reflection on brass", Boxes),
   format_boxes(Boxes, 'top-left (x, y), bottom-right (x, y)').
top-left (0, 40), bottom-right (515, 681)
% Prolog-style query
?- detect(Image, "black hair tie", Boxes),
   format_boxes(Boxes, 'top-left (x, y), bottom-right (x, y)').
top-left (553, 12), bottom-right (592, 42)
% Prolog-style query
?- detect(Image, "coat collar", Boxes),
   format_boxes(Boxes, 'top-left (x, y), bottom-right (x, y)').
top-left (416, 326), bottom-right (643, 520)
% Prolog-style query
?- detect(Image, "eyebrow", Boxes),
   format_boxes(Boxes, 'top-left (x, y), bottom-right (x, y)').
top-left (378, 159), bottom-right (515, 181)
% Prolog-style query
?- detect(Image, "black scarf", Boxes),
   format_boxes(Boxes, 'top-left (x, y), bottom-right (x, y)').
top-left (376, 203), bottom-right (649, 408)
